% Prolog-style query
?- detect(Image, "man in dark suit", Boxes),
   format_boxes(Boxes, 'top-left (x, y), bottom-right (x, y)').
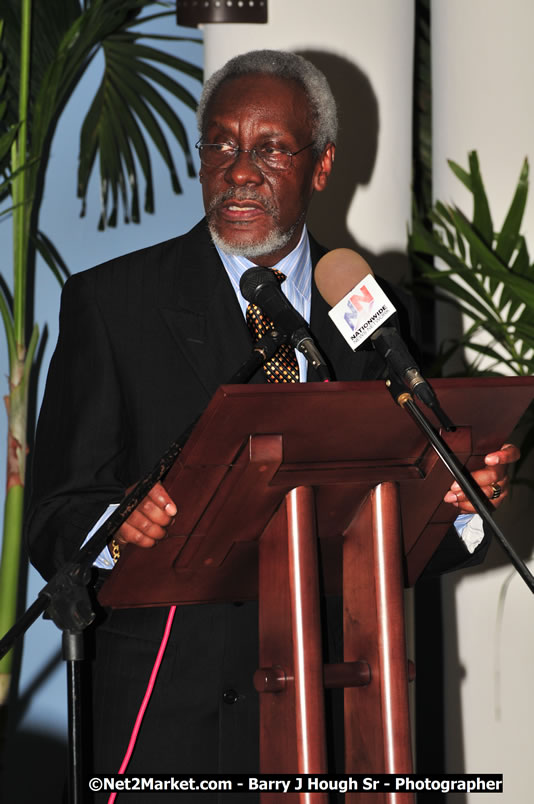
top-left (26, 50), bottom-right (517, 798)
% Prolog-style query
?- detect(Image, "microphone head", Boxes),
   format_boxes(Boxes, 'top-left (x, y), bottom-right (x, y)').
top-left (239, 266), bottom-right (278, 303)
top-left (314, 248), bottom-right (373, 307)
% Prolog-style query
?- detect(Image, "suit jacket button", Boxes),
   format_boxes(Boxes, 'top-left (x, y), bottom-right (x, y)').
top-left (222, 688), bottom-right (239, 705)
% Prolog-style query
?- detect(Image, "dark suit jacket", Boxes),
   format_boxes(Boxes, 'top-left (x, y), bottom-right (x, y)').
top-left (26, 218), bottom-right (408, 579)
top-left (25, 219), bottom-right (487, 790)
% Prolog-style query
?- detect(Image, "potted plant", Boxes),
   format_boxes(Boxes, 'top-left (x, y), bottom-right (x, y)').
top-left (409, 150), bottom-right (534, 377)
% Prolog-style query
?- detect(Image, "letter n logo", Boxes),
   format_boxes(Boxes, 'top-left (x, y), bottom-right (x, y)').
top-left (349, 284), bottom-right (373, 311)
top-left (343, 285), bottom-right (373, 331)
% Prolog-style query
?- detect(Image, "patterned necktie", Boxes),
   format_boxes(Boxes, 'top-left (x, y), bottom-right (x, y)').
top-left (245, 269), bottom-right (300, 383)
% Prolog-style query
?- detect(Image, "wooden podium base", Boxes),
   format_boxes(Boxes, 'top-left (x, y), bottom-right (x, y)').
top-left (256, 482), bottom-right (414, 803)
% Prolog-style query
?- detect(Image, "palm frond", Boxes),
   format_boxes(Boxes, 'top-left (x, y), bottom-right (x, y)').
top-left (409, 151), bottom-right (534, 376)
top-left (1, 0), bottom-right (203, 231)
top-left (495, 158), bottom-right (529, 263)
top-left (75, 5), bottom-right (203, 227)
top-left (34, 230), bottom-right (70, 286)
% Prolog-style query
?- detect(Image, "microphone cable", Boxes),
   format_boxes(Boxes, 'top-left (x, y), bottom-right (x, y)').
top-left (107, 605), bottom-right (177, 803)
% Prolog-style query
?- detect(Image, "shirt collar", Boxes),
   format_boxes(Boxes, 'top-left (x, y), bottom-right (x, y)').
top-left (214, 225), bottom-right (312, 303)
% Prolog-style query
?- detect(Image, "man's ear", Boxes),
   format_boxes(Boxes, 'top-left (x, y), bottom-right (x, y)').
top-left (313, 144), bottom-right (335, 193)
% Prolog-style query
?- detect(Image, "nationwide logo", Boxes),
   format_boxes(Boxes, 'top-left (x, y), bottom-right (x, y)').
top-left (328, 274), bottom-right (396, 350)
top-left (343, 284), bottom-right (376, 331)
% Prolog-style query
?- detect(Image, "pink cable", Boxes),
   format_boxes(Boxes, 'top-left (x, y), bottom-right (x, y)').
top-left (107, 605), bottom-right (177, 804)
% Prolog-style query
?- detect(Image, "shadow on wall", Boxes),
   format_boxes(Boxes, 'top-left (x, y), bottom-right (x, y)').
top-left (1, 729), bottom-right (67, 803)
top-left (297, 49), bottom-right (412, 287)
top-left (1, 642), bottom-right (68, 802)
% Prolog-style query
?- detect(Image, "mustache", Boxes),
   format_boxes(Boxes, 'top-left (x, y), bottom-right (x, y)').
top-left (206, 188), bottom-right (278, 218)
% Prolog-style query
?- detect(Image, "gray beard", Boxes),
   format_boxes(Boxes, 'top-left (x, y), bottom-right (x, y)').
top-left (207, 217), bottom-right (299, 259)
top-left (205, 188), bottom-right (303, 260)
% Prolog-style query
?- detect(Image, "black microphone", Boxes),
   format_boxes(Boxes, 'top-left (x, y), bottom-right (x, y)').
top-left (314, 249), bottom-right (454, 428)
top-left (240, 266), bottom-right (331, 381)
top-left (370, 326), bottom-right (439, 408)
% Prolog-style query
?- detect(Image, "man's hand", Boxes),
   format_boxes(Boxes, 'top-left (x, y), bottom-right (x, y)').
top-left (443, 443), bottom-right (520, 513)
top-left (115, 481), bottom-right (177, 548)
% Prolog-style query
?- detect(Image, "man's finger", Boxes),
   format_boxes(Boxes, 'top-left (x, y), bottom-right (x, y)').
top-left (117, 520), bottom-right (161, 548)
top-left (484, 443), bottom-right (520, 466)
top-left (138, 496), bottom-right (175, 527)
top-left (146, 482), bottom-right (177, 517)
top-left (116, 482), bottom-right (177, 548)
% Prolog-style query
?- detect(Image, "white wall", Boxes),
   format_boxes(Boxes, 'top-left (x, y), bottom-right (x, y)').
top-left (432, 1), bottom-right (534, 801)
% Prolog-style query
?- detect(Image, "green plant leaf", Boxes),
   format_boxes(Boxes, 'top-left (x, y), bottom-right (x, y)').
top-left (412, 263), bottom-right (499, 323)
top-left (105, 45), bottom-right (192, 182)
top-left (495, 157), bottom-right (529, 263)
top-left (446, 153), bottom-right (495, 282)
top-left (447, 158), bottom-right (473, 192)
top-left (2, 0), bottom-right (202, 230)
top-left (0, 282), bottom-right (16, 369)
top-left (510, 236), bottom-right (531, 277)
top-left (410, 150), bottom-right (534, 379)
top-left (469, 150), bottom-right (494, 248)
top-left (73, 10), bottom-right (201, 227)
top-left (410, 217), bottom-right (478, 276)
top-left (34, 230), bottom-right (70, 286)
top-left (449, 207), bottom-right (534, 309)
top-left (503, 237), bottom-right (532, 319)
top-left (0, 121), bottom-right (19, 162)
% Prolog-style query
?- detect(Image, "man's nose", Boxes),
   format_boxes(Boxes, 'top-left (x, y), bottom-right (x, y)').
top-left (223, 149), bottom-right (264, 185)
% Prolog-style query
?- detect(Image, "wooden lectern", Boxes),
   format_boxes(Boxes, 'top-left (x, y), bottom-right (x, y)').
top-left (100, 377), bottom-right (534, 802)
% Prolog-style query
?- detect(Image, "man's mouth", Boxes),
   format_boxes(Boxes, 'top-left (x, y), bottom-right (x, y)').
top-left (219, 199), bottom-right (268, 221)
top-left (226, 203), bottom-right (261, 211)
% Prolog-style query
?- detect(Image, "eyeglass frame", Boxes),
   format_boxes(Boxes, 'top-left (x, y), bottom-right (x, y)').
top-left (195, 139), bottom-right (315, 172)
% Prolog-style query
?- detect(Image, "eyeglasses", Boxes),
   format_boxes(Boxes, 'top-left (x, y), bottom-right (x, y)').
top-left (195, 140), bottom-right (314, 172)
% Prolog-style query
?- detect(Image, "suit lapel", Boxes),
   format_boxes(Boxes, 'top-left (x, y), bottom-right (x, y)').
top-left (158, 220), bottom-right (255, 395)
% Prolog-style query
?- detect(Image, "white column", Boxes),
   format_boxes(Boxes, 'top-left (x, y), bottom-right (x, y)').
top-left (204, 0), bottom-right (415, 283)
top-left (203, 0), bottom-right (418, 760)
top-left (432, 2), bottom-right (534, 801)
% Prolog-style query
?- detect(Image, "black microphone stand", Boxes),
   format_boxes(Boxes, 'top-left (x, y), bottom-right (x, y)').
top-left (0, 329), bottom-right (286, 804)
top-left (385, 373), bottom-right (534, 594)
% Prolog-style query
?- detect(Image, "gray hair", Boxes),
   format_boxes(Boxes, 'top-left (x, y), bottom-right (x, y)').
top-left (197, 49), bottom-right (337, 153)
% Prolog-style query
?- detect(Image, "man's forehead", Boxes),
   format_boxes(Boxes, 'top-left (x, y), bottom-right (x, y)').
top-left (204, 73), bottom-right (311, 122)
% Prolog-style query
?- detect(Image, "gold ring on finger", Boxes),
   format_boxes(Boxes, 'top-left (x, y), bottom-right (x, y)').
top-left (490, 482), bottom-right (502, 500)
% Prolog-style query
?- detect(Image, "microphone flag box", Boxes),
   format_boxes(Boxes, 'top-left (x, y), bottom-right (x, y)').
top-left (328, 274), bottom-right (396, 350)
